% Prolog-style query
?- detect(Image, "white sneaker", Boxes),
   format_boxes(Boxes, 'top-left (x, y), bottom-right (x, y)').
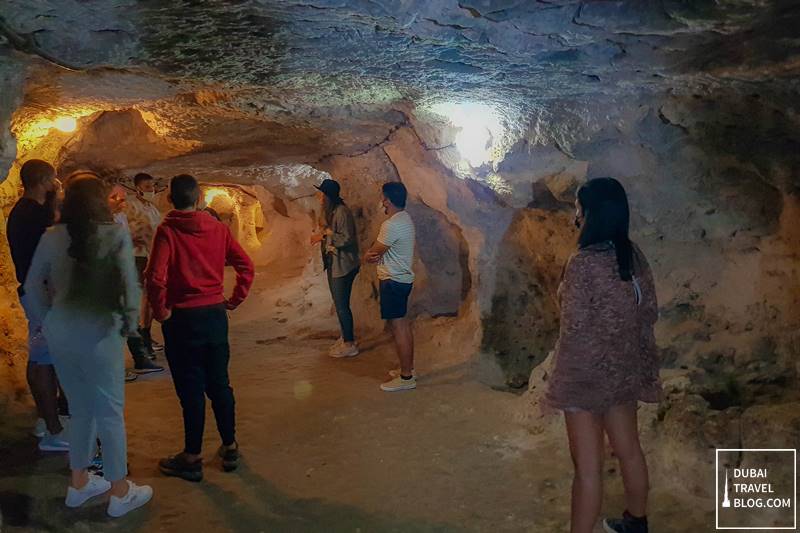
top-left (107, 481), bottom-right (153, 518)
top-left (39, 431), bottom-right (69, 452)
top-left (329, 342), bottom-right (359, 358)
top-left (389, 368), bottom-right (416, 378)
top-left (380, 375), bottom-right (417, 392)
top-left (65, 473), bottom-right (111, 508)
top-left (32, 418), bottom-right (46, 438)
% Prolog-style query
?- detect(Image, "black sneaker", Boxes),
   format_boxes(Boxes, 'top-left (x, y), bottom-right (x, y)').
top-left (139, 328), bottom-right (164, 357)
top-left (125, 370), bottom-right (138, 382)
top-left (159, 454), bottom-right (203, 482)
top-left (218, 443), bottom-right (240, 472)
top-left (603, 511), bottom-right (648, 533)
top-left (134, 358), bottom-right (164, 374)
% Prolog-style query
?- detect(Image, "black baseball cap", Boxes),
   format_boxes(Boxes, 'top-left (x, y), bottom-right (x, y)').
top-left (315, 179), bottom-right (341, 200)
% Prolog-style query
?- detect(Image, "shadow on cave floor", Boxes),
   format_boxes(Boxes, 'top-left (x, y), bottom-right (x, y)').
top-left (0, 268), bottom-right (712, 532)
top-left (0, 325), bottom-right (714, 533)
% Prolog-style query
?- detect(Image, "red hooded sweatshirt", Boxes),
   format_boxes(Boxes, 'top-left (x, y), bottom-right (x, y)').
top-left (145, 210), bottom-right (254, 321)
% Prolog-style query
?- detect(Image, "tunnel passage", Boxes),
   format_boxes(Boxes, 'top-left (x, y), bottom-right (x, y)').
top-left (200, 184), bottom-right (265, 254)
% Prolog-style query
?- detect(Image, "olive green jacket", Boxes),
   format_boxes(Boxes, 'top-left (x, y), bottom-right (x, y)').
top-left (322, 204), bottom-right (360, 278)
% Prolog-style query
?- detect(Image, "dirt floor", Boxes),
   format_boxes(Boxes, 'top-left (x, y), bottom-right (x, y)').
top-left (0, 266), bottom-right (712, 532)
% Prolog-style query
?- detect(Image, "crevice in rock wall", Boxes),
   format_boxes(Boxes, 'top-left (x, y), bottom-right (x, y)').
top-left (482, 208), bottom-right (575, 389)
top-left (406, 199), bottom-right (470, 318)
top-left (315, 112), bottom-right (409, 163)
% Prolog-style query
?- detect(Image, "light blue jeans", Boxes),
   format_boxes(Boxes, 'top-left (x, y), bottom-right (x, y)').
top-left (44, 308), bottom-right (128, 482)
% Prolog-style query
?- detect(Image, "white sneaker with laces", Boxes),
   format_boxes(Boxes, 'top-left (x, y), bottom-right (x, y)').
top-left (330, 342), bottom-right (359, 358)
top-left (107, 481), bottom-right (153, 518)
top-left (380, 375), bottom-right (417, 392)
top-left (65, 473), bottom-right (111, 508)
top-left (39, 431), bottom-right (70, 452)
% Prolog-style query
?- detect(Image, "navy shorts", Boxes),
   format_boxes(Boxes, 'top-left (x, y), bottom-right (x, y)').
top-left (379, 279), bottom-right (413, 320)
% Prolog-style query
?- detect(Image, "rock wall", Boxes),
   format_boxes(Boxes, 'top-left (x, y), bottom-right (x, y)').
top-left (0, 54), bottom-right (31, 408)
top-left (517, 88), bottom-right (800, 497)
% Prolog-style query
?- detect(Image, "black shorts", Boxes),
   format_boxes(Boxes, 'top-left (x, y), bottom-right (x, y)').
top-left (379, 279), bottom-right (413, 320)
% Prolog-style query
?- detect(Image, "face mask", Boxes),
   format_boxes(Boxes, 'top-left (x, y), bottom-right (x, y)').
top-left (141, 191), bottom-right (155, 201)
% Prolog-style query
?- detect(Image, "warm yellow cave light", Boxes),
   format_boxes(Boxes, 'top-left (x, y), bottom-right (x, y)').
top-left (53, 116), bottom-right (77, 133)
top-left (204, 187), bottom-right (232, 205)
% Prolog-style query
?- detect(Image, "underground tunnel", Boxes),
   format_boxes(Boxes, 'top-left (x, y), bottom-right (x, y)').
top-left (0, 1), bottom-right (799, 532)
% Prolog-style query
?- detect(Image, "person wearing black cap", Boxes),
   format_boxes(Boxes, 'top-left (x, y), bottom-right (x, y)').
top-left (310, 179), bottom-right (360, 357)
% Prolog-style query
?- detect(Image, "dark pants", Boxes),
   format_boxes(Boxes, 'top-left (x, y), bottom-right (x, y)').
top-left (326, 268), bottom-right (358, 342)
top-left (163, 304), bottom-right (235, 455)
top-left (126, 256), bottom-right (150, 364)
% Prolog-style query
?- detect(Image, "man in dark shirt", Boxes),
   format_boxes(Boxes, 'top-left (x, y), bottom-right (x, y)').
top-left (6, 159), bottom-right (68, 451)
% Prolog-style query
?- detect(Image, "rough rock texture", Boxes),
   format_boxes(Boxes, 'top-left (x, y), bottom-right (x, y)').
top-left (1, 0), bottom-right (799, 508)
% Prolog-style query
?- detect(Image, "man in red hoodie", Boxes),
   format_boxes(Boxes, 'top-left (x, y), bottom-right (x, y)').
top-left (145, 174), bottom-right (254, 481)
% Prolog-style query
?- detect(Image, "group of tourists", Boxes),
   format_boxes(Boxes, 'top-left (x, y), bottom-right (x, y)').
top-left (311, 178), bottom-right (418, 392)
top-left (5, 160), bottom-right (420, 518)
top-left (7, 156), bottom-right (658, 532)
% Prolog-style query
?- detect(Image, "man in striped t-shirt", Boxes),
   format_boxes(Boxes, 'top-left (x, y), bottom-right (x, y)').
top-left (365, 182), bottom-right (417, 392)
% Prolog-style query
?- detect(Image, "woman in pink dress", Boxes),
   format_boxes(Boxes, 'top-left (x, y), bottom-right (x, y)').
top-left (545, 177), bottom-right (661, 533)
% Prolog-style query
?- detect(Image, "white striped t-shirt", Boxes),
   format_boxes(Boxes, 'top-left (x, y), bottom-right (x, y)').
top-left (377, 211), bottom-right (415, 283)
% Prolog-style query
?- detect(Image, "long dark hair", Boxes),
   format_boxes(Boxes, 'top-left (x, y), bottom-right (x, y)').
top-left (576, 177), bottom-right (634, 281)
top-left (60, 171), bottom-right (121, 314)
top-left (322, 194), bottom-right (344, 227)
top-left (60, 172), bottom-right (113, 263)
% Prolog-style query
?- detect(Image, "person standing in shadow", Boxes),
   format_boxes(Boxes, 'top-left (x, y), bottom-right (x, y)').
top-left (6, 159), bottom-right (69, 451)
top-left (310, 179), bottom-right (360, 358)
top-left (148, 174), bottom-right (254, 481)
top-left (544, 177), bottom-right (661, 533)
top-left (125, 172), bottom-right (166, 360)
top-left (364, 182), bottom-right (417, 392)
top-left (24, 171), bottom-right (153, 517)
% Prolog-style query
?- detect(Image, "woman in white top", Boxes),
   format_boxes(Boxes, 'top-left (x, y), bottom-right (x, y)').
top-left (24, 172), bottom-right (153, 517)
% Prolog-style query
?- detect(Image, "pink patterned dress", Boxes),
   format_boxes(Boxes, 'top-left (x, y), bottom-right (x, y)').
top-left (545, 242), bottom-right (662, 413)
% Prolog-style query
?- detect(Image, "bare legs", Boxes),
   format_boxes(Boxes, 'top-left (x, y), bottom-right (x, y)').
top-left (564, 404), bottom-right (649, 533)
top-left (566, 410), bottom-right (604, 533)
top-left (388, 318), bottom-right (414, 375)
top-left (27, 362), bottom-right (63, 435)
top-left (604, 404), bottom-right (649, 517)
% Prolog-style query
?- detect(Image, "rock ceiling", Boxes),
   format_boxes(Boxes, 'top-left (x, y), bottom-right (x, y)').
top-left (3, 1), bottom-right (798, 105)
top-left (0, 1), bottom-right (799, 182)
